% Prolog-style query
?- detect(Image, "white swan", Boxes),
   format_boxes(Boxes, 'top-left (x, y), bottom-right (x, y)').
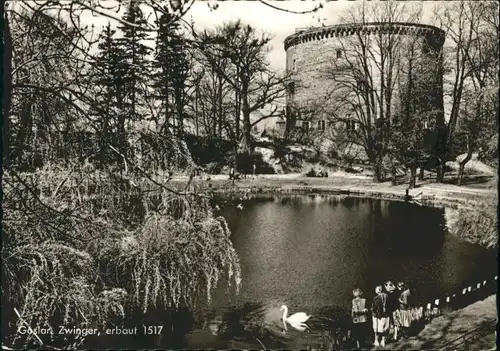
top-left (236, 203), bottom-right (243, 210)
top-left (280, 305), bottom-right (311, 324)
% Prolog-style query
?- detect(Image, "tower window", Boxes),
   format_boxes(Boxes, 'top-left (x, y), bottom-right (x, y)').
top-left (336, 49), bottom-right (342, 59)
top-left (318, 120), bottom-right (326, 131)
top-left (346, 120), bottom-right (356, 131)
top-left (292, 59), bottom-right (296, 71)
top-left (303, 121), bottom-right (311, 131)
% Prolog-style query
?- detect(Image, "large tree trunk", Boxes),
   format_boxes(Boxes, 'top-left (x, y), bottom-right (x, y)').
top-left (283, 106), bottom-right (295, 141)
top-left (434, 121), bottom-right (448, 183)
top-left (367, 147), bottom-right (383, 182)
top-left (239, 83), bottom-right (252, 155)
top-left (436, 156), bottom-right (445, 182)
top-left (372, 158), bottom-right (383, 182)
top-left (234, 72), bottom-right (241, 153)
top-left (391, 162), bottom-right (398, 185)
top-left (3, 11), bottom-right (12, 166)
top-left (194, 88), bottom-right (199, 136)
top-left (409, 160), bottom-right (418, 189)
top-left (174, 86), bottom-right (184, 138)
top-left (217, 79), bottom-right (223, 138)
top-left (457, 134), bottom-right (472, 186)
top-left (240, 109), bottom-right (251, 154)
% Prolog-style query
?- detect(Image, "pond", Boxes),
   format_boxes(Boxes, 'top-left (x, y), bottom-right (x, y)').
top-left (182, 195), bottom-right (497, 349)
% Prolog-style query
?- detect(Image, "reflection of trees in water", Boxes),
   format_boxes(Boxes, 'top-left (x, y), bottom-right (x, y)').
top-left (380, 200), bottom-right (390, 218)
top-left (216, 302), bottom-right (288, 348)
top-left (312, 306), bottom-right (351, 350)
top-left (341, 196), bottom-right (356, 210)
top-left (340, 196), bottom-right (374, 212)
top-left (278, 195), bottom-right (314, 209)
top-left (369, 199), bottom-right (445, 254)
top-left (280, 197), bottom-right (292, 205)
top-left (327, 196), bottom-right (340, 207)
top-left (202, 303), bottom-right (351, 349)
top-left (277, 194), bottom-right (360, 209)
top-left (168, 307), bottom-right (196, 348)
top-left (247, 196), bottom-right (276, 204)
top-left (231, 194), bottom-right (389, 211)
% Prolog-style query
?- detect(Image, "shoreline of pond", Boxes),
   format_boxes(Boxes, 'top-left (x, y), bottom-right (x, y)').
top-left (176, 174), bottom-right (495, 210)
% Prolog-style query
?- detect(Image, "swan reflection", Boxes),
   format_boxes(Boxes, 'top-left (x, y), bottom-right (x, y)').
top-left (283, 320), bottom-right (310, 333)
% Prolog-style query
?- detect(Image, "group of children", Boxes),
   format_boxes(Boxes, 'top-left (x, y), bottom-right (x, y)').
top-left (350, 281), bottom-right (422, 348)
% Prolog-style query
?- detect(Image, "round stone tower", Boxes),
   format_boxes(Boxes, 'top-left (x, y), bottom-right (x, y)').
top-left (284, 22), bottom-right (446, 134)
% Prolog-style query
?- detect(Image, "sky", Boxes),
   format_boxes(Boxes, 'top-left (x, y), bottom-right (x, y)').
top-left (11, 0), bottom-right (460, 127)
top-left (186, 0), bottom-right (443, 71)
top-left (66, 0), bottom-right (448, 71)
top-left (184, 0), bottom-right (450, 125)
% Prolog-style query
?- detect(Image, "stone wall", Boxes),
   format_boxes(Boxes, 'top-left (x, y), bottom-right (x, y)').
top-left (284, 22), bottom-right (446, 136)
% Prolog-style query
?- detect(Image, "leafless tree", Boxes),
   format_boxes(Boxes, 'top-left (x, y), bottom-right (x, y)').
top-left (434, 1), bottom-right (499, 183)
top-left (316, 1), bottom-right (428, 181)
top-left (6, 6), bottom-right (98, 168)
top-left (197, 20), bottom-right (288, 154)
top-left (191, 53), bottom-right (234, 140)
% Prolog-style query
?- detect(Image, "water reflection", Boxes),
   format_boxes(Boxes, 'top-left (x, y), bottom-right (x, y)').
top-left (285, 321), bottom-right (308, 332)
top-left (189, 301), bottom-right (350, 349)
top-left (186, 195), bottom-right (497, 349)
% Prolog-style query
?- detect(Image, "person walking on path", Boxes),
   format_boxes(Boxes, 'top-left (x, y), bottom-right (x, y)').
top-left (351, 288), bottom-right (369, 349)
top-left (384, 281), bottom-right (399, 341)
top-left (252, 162), bottom-right (256, 180)
top-left (371, 285), bottom-right (390, 347)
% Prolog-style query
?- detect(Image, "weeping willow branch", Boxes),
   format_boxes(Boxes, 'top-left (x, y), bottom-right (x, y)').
top-left (3, 3), bottom-right (242, 348)
top-left (13, 308), bottom-right (44, 347)
top-left (3, 162), bottom-right (240, 348)
top-left (99, 213), bottom-right (241, 312)
top-left (108, 145), bottom-right (208, 199)
top-left (4, 170), bottom-right (104, 231)
top-left (2, 238), bottom-right (127, 348)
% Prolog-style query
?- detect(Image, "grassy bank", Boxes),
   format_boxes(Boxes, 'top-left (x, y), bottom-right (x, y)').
top-left (172, 173), bottom-right (495, 209)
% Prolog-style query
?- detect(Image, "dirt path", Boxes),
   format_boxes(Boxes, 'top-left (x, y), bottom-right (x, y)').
top-left (384, 295), bottom-right (497, 350)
